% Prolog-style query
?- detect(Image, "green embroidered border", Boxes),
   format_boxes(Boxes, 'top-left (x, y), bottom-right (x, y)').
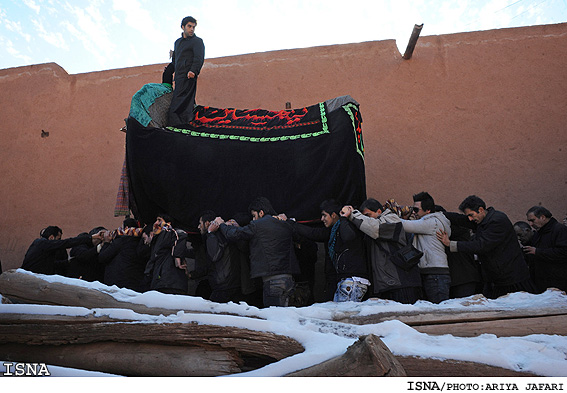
top-left (166, 102), bottom-right (330, 142)
top-left (342, 103), bottom-right (365, 160)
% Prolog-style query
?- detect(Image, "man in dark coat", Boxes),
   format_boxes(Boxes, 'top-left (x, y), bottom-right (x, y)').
top-left (436, 205), bottom-right (483, 299)
top-left (68, 226), bottom-right (107, 282)
top-left (524, 206), bottom-right (567, 293)
top-left (143, 215), bottom-right (188, 295)
top-left (98, 218), bottom-right (148, 292)
top-left (22, 226), bottom-right (101, 276)
top-left (438, 195), bottom-right (536, 299)
top-left (290, 200), bottom-right (369, 302)
top-left (188, 211), bottom-right (242, 303)
top-left (215, 197), bottom-right (300, 307)
top-left (166, 16), bottom-right (205, 126)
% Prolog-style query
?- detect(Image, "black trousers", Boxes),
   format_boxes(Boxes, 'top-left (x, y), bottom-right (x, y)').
top-left (168, 76), bottom-right (197, 126)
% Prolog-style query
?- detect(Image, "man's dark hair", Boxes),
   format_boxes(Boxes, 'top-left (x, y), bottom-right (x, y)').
top-left (527, 206), bottom-right (552, 218)
top-left (320, 199), bottom-right (341, 216)
top-left (142, 224), bottom-right (153, 236)
top-left (458, 195), bottom-right (486, 213)
top-left (248, 197), bottom-right (277, 216)
top-left (359, 198), bottom-right (383, 213)
top-left (513, 221), bottom-right (532, 231)
top-left (181, 16), bottom-right (197, 27)
top-left (40, 226), bottom-right (62, 239)
top-left (232, 212), bottom-right (252, 227)
top-left (123, 218), bottom-right (140, 228)
top-left (89, 226), bottom-right (107, 235)
top-left (413, 191), bottom-right (435, 213)
top-left (157, 213), bottom-right (175, 226)
top-left (200, 210), bottom-right (217, 224)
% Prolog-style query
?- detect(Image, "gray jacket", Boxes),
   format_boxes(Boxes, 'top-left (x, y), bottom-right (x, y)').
top-left (350, 208), bottom-right (401, 238)
top-left (401, 212), bottom-right (451, 273)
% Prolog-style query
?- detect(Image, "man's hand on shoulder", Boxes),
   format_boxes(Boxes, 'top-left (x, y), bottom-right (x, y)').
top-left (340, 205), bottom-right (354, 219)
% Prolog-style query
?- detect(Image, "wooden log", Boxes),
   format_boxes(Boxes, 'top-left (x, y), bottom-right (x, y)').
top-left (0, 269), bottom-right (245, 318)
top-left (0, 314), bottom-right (304, 360)
top-left (413, 314), bottom-right (567, 337)
top-left (334, 295), bottom-right (567, 328)
top-left (287, 334), bottom-right (406, 376)
top-left (0, 342), bottom-right (242, 376)
top-left (397, 356), bottom-right (536, 377)
top-left (4, 270), bottom-right (567, 335)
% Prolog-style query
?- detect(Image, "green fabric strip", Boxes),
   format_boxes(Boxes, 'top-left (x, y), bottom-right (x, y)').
top-left (342, 103), bottom-right (365, 160)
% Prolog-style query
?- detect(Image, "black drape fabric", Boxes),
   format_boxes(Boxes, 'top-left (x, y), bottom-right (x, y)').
top-left (126, 96), bottom-right (366, 231)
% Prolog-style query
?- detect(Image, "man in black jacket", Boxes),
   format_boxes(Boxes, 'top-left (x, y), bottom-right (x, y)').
top-left (22, 226), bottom-right (102, 276)
top-left (524, 206), bottom-right (567, 293)
top-left (215, 197), bottom-right (300, 307)
top-left (143, 215), bottom-right (188, 295)
top-left (189, 210), bottom-right (242, 303)
top-left (68, 226), bottom-right (107, 282)
top-left (291, 200), bottom-right (369, 302)
top-left (166, 16), bottom-right (205, 126)
top-left (98, 218), bottom-right (148, 292)
top-left (437, 195), bottom-right (536, 298)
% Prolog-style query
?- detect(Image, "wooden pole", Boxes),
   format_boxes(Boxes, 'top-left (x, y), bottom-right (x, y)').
top-left (402, 24), bottom-right (424, 60)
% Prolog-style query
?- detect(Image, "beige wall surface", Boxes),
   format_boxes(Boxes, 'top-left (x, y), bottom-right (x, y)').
top-left (1, 23), bottom-right (566, 270)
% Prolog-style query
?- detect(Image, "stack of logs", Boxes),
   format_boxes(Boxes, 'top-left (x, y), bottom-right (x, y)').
top-left (1, 269), bottom-right (565, 376)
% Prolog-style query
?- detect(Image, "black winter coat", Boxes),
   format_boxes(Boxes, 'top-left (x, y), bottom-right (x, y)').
top-left (446, 208), bottom-right (531, 286)
top-left (291, 217), bottom-right (368, 282)
top-left (529, 218), bottom-right (567, 292)
top-left (144, 228), bottom-right (188, 293)
top-left (172, 34), bottom-right (205, 80)
top-left (443, 218), bottom-right (482, 287)
top-left (219, 216), bottom-right (300, 279)
top-left (191, 231), bottom-right (241, 292)
top-left (69, 239), bottom-right (105, 282)
top-left (99, 235), bottom-right (148, 292)
top-left (22, 234), bottom-right (92, 275)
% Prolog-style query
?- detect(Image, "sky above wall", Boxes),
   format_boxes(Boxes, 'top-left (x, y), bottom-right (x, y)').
top-left (0, 0), bottom-right (566, 74)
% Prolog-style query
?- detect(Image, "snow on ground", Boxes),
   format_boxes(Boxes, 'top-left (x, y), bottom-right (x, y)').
top-left (1, 269), bottom-right (567, 377)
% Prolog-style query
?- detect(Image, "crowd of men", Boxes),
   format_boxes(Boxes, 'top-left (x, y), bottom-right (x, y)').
top-left (18, 194), bottom-right (567, 308)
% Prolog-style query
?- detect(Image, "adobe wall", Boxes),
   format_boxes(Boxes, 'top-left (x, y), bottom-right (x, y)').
top-left (1, 23), bottom-right (566, 270)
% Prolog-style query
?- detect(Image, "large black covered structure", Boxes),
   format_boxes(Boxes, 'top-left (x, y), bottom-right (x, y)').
top-left (125, 94), bottom-right (366, 231)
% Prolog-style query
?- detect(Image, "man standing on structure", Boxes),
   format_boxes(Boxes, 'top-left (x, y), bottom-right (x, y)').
top-left (166, 16), bottom-right (205, 126)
